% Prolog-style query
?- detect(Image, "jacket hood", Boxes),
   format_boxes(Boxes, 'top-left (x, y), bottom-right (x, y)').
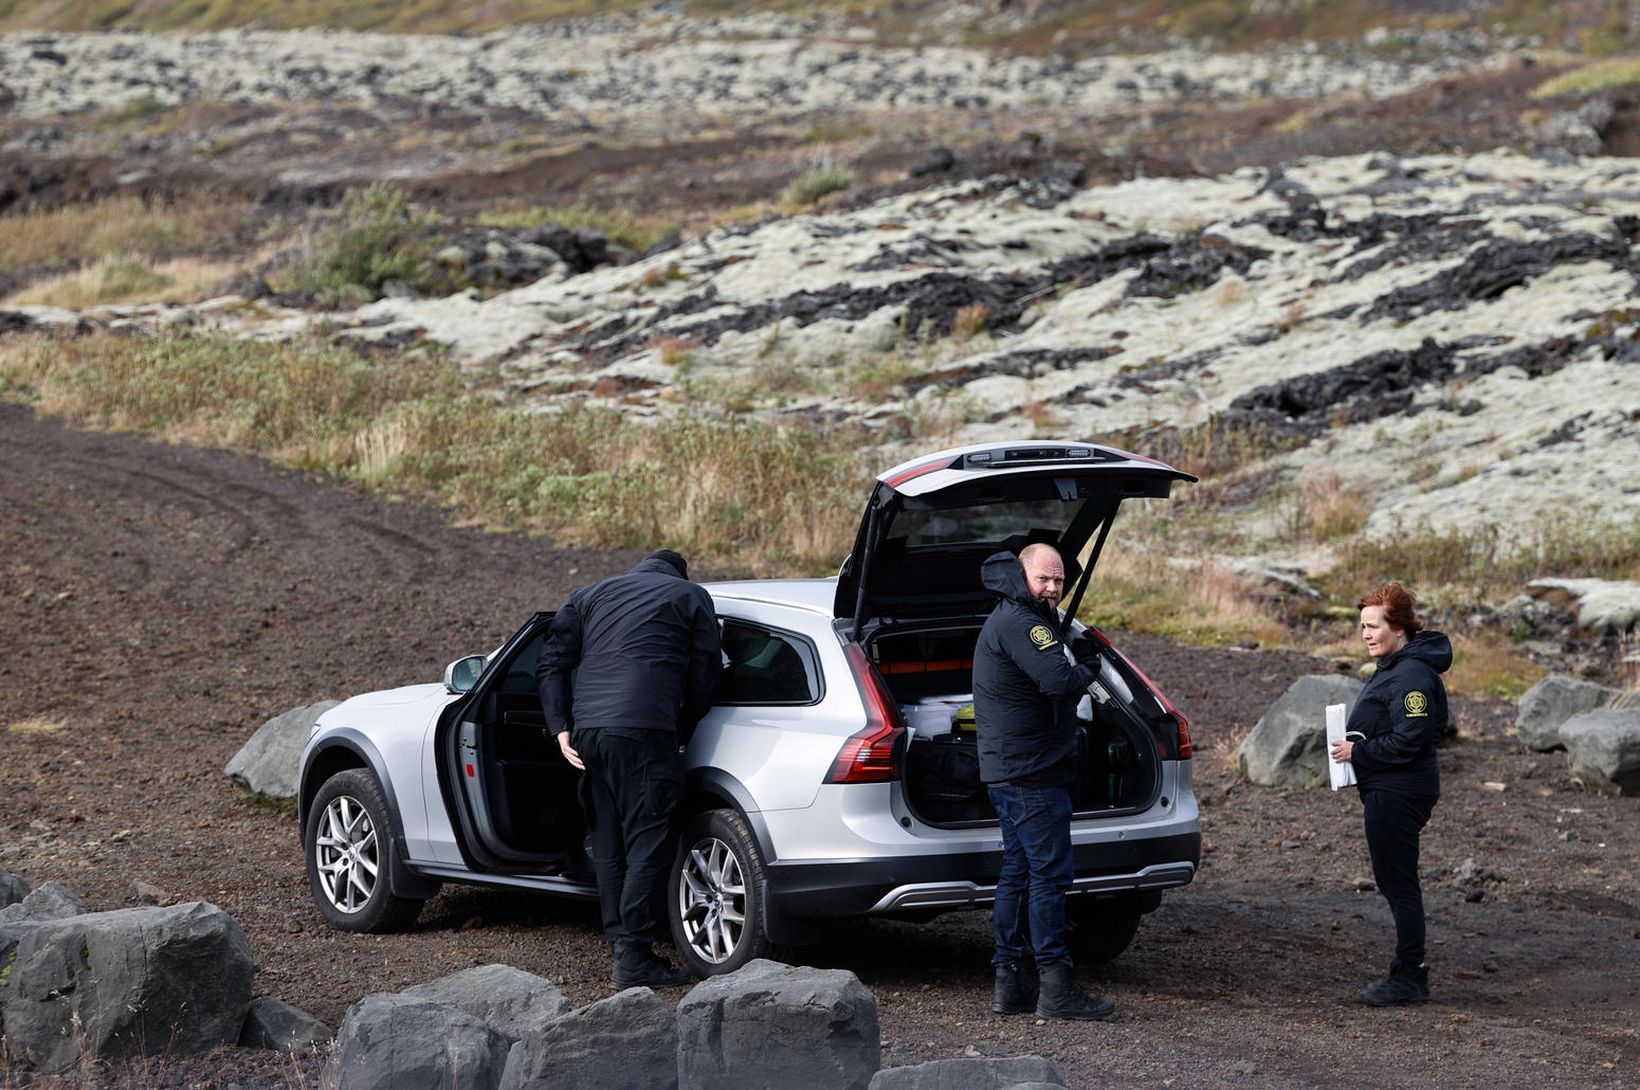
top-left (981, 550), bottom-right (1046, 612)
top-left (1393, 630), bottom-right (1452, 674)
top-left (633, 555), bottom-right (686, 578)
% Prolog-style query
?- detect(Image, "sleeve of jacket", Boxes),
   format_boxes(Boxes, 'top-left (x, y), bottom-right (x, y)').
top-left (1004, 613), bottom-right (1095, 697)
top-left (680, 588), bottom-right (722, 737)
top-left (1351, 666), bottom-right (1442, 771)
top-left (535, 598), bottom-right (583, 738)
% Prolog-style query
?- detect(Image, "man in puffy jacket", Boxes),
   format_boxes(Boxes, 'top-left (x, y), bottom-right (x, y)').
top-left (973, 543), bottom-right (1114, 1021)
top-left (537, 549), bottom-right (720, 989)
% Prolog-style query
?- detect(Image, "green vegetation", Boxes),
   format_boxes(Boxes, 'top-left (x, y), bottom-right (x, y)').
top-left (781, 164), bottom-right (856, 208)
top-left (479, 203), bottom-right (677, 255)
top-left (1532, 56), bottom-right (1640, 98)
top-left (274, 184), bottom-right (448, 306)
top-left (0, 333), bottom-right (867, 574)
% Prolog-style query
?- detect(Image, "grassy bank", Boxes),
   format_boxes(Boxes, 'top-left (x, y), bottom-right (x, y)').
top-left (0, 333), bottom-right (866, 574)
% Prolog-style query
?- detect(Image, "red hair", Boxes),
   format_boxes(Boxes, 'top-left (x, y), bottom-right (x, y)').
top-left (1358, 581), bottom-right (1423, 636)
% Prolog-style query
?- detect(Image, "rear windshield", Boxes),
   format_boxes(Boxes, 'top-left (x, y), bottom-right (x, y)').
top-left (891, 496), bottom-right (1087, 549)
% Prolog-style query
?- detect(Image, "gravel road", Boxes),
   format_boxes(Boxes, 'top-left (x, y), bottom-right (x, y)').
top-left (2, 401), bottom-right (1636, 1089)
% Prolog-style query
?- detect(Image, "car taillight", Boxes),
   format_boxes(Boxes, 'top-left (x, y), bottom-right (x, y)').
top-left (826, 643), bottom-right (907, 784)
top-left (1092, 627), bottom-right (1193, 761)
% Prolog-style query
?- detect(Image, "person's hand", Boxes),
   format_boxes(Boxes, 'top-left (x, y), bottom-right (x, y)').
top-left (557, 731), bottom-right (584, 770)
top-left (1330, 738), bottom-right (1353, 763)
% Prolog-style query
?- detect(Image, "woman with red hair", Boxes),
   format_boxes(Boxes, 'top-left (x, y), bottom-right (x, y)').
top-left (1330, 581), bottom-right (1450, 1006)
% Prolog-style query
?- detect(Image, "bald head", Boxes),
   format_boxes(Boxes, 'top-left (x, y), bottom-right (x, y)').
top-left (1019, 543), bottom-right (1066, 608)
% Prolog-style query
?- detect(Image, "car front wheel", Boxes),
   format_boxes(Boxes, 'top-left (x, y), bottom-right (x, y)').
top-left (669, 808), bottom-right (773, 977)
top-left (304, 768), bottom-right (427, 933)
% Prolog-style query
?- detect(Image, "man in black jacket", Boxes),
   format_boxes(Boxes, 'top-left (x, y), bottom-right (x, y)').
top-left (537, 549), bottom-right (721, 989)
top-left (973, 544), bottom-right (1114, 1021)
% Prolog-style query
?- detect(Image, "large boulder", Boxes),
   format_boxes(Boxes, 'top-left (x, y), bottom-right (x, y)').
top-left (868, 1055), bottom-right (1065, 1089)
top-left (0, 881), bottom-right (88, 924)
top-left (239, 996), bottom-right (334, 1052)
top-left (677, 960), bottom-right (880, 1090)
top-left (0, 866), bottom-right (28, 907)
top-left (401, 963), bottom-right (572, 1043)
top-left (1237, 675), bottom-right (1363, 787)
top-left (1515, 675), bottom-right (1619, 751)
top-left (325, 993), bottom-right (511, 1090)
top-left (0, 901), bottom-right (254, 1072)
top-left (224, 699), bottom-right (339, 800)
top-left (500, 987), bottom-right (678, 1090)
top-left (1560, 708), bottom-right (1640, 795)
top-left (1528, 578), bottom-right (1640, 636)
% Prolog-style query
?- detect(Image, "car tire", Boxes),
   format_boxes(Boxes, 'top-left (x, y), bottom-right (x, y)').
top-left (1066, 893), bottom-right (1145, 964)
top-left (669, 808), bottom-right (774, 977)
top-left (304, 768), bottom-right (427, 933)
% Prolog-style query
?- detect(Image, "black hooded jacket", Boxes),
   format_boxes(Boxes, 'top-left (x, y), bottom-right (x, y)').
top-left (972, 551), bottom-right (1096, 786)
top-left (1346, 630), bottom-right (1450, 799)
top-left (536, 554), bottom-right (721, 740)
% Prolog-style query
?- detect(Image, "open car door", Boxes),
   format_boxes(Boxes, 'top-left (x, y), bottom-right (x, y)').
top-left (437, 612), bottom-right (590, 876)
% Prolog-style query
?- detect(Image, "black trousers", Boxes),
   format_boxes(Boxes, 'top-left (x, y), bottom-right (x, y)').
top-left (575, 729), bottom-right (684, 957)
top-left (1361, 788), bottom-right (1437, 969)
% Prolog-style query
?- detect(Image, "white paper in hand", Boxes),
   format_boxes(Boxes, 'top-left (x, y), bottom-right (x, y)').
top-left (1326, 703), bottom-right (1358, 791)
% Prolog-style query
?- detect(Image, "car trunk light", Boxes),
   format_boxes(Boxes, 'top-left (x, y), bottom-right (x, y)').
top-left (1087, 627), bottom-right (1193, 761)
top-left (827, 643), bottom-right (907, 784)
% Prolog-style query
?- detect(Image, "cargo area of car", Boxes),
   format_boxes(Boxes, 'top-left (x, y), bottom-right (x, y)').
top-left (868, 623), bottom-right (1161, 827)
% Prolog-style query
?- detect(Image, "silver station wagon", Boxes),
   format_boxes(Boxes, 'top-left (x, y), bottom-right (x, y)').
top-left (298, 440), bottom-right (1201, 976)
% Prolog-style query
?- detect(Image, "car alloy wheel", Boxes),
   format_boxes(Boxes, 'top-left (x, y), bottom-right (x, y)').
top-left (669, 808), bottom-right (772, 976)
top-left (678, 834), bottom-right (746, 964)
top-left (314, 793), bottom-right (380, 914)
top-left (303, 767), bottom-right (428, 933)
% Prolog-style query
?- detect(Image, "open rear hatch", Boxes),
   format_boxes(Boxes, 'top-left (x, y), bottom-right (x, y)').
top-left (835, 441), bottom-right (1195, 637)
top-left (835, 441), bottom-right (1196, 828)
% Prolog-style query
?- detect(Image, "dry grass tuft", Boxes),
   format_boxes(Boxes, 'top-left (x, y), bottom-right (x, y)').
top-left (0, 195), bottom-right (254, 273)
top-left (1303, 467), bottom-right (1371, 542)
top-left (9, 717), bottom-right (67, 734)
top-left (951, 302), bottom-right (992, 340)
top-left (5, 255), bottom-right (249, 307)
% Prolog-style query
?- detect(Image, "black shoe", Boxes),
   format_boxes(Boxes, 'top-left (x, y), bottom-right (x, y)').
top-left (611, 946), bottom-right (693, 990)
top-left (992, 961), bottom-right (1039, 1015)
top-left (1361, 963), bottom-right (1430, 1007)
top-left (1034, 961), bottom-right (1114, 1021)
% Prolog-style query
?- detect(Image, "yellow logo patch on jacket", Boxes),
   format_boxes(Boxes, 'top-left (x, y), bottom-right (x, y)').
top-left (1403, 691), bottom-right (1429, 717)
top-left (1029, 624), bottom-right (1058, 650)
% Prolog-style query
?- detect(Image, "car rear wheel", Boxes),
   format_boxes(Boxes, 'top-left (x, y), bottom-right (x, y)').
top-left (304, 768), bottom-right (427, 933)
top-left (1066, 893), bottom-right (1146, 964)
top-left (669, 808), bottom-right (773, 977)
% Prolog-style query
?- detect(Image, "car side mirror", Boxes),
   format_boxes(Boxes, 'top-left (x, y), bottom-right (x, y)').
top-left (443, 655), bottom-right (487, 694)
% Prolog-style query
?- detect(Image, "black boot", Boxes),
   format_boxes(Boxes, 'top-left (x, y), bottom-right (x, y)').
top-left (1034, 960), bottom-right (1114, 1021)
top-left (611, 945), bottom-right (693, 990)
top-left (1361, 962), bottom-right (1430, 1007)
top-left (992, 961), bottom-right (1039, 1015)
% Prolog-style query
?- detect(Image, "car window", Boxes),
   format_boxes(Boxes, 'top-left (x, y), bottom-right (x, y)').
top-left (893, 496), bottom-right (1085, 548)
top-left (499, 633), bottom-right (545, 695)
top-left (718, 620), bottom-right (820, 705)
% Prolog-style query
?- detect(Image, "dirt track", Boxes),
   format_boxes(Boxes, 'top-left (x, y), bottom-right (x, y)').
top-left (2, 401), bottom-right (1638, 1089)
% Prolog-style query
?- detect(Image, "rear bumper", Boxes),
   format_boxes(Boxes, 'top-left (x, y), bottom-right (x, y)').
top-left (765, 830), bottom-right (1200, 918)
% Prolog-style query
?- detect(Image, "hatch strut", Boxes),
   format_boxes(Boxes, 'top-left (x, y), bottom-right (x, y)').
top-left (1060, 507), bottom-right (1117, 639)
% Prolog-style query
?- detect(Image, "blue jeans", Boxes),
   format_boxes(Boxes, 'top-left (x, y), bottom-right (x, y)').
top-left (988, 782), bottom-right (1074, 967)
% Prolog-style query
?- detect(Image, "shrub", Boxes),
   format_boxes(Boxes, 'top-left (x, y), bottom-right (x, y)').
top-left (276, 184), bottom-right (446, 305)
top-left (782, 164), bottom-right (856, 207)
